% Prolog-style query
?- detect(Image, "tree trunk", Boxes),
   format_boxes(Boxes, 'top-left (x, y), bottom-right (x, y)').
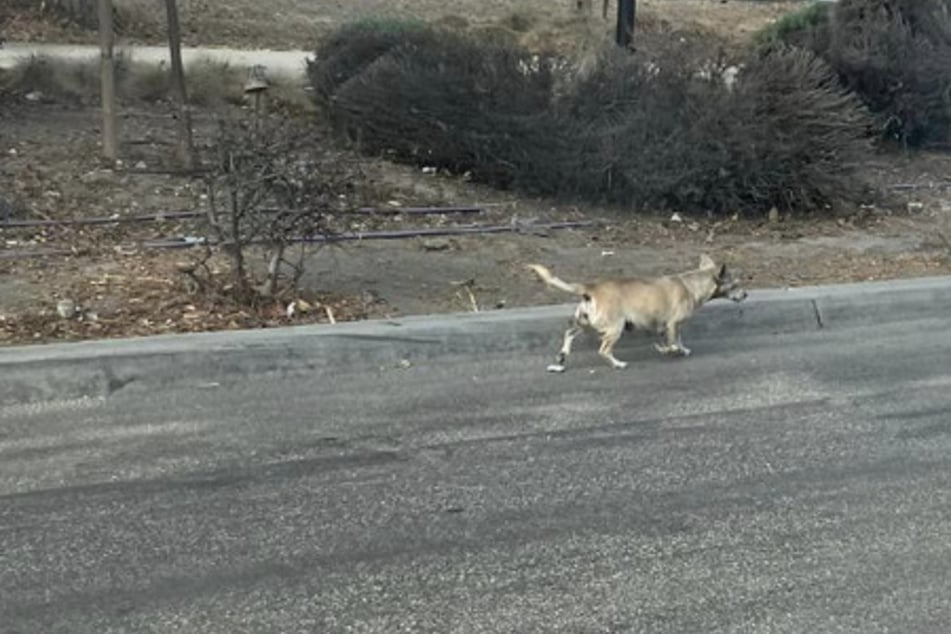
top-left (164, 0), bottom-right (195, 169)
top-left (97, 0), bottom-right (118, 162)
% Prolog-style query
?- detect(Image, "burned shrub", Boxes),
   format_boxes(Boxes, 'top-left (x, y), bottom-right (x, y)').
top-left (532, 44), bottom-right (871, 214)
top-left (764, 0), bottom-right (951, 146)
top-left (306, 17), bottom-right (434, 107)
top-left (325, 29), bottom-right (555, 188)
top-left (710, 47), bottom-right (873, 212)
top-left (826, 0), bottom-right (951, 145)
top-left (529, 41), bottom-right (719, 208)
top-left (311, 24), bottom-right (871, 216)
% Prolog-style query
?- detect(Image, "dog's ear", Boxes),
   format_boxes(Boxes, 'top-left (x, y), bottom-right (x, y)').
top-left (718, 263), bottom-right (727, 279)
top-left (698, 254), bottom-right (716, 270)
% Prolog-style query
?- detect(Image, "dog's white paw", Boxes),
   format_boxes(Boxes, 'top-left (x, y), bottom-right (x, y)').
top-left (546, 364), bottom-right (566, 373)
top-left (679, 346), bottom-right (692, 357)
top-left (611, 360), bottom-right (628, 369)
top-left (654, 343), bottom-right (674, 355)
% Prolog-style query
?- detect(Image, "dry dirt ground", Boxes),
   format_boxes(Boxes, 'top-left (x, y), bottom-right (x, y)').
top-left (4, 0), bottom-right (802, 50)
top-left (2, 1), bottom-right (951, 346)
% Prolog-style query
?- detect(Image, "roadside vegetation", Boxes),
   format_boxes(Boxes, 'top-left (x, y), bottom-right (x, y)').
top-left (8, 1), bottom-right (949, 217)
top-left (308, 17), bottom-right (871, 217)
top-left (755, 0), bottom-right (951, 147)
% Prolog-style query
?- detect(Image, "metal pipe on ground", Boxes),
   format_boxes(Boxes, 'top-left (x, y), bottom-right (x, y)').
top-left (0, 206), bottom-right (487, 229)
top-left (141, 221), bottom-right (599, 250)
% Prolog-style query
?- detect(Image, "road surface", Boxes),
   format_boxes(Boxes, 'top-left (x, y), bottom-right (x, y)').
top-left (2, 319), bottom-right (951, 633)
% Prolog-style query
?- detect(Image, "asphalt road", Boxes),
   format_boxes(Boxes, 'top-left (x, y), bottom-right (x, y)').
top-left (2, 320), bottom-right (951, 633)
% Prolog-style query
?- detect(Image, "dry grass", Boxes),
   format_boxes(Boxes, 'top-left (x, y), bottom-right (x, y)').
top-left (1, 54), bottom-right (105, 103)
top-left (1, 55), bottom-right (312, 114)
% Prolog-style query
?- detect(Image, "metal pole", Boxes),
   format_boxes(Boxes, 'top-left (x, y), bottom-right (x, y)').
top-left (615, 0), bottom-right (636, 50)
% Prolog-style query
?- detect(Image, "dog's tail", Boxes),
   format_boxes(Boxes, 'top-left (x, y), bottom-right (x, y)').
top-left (526, 264), bottom-right (588, 296)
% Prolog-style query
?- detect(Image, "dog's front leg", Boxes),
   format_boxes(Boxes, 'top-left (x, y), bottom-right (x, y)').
top-left (655, 321), bottom-right (691, 357)
top-left (548, 321), bottom-right (583, 373)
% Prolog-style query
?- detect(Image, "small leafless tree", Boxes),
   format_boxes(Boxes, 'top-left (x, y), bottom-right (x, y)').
top-left (97, 0), bottom-right (118, 161)
top-left (192, 117), bottom-right (362, 304)
top-left (164, 0), bottom-right (194, 169)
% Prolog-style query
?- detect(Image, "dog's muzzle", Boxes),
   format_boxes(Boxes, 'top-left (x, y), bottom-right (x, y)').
top-left (728, 288), bottom-right (749, 302)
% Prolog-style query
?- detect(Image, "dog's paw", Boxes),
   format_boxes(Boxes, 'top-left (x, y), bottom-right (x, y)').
top-left (678, 346), bottom-right (692, 357)
top-left (654, 343), bottom-right (674, 355)
top-left (611, 360), bottom-right (628, 369)
top-left (546, 364), bottom-right (566, 373)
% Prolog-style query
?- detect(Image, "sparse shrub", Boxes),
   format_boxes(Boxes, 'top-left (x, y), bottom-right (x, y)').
top-left (184, 58), bottom-right (245, 106)
top-left (4, 55), bottom-right (307, 112)
top-left (121, 61), bottom-right (169, 102)
top-left (3, 55), bottom-right (122, 104)
top-left (120, 57), bottom-right (247, 106)
top-left (197, 117), bottom-right (364, 303)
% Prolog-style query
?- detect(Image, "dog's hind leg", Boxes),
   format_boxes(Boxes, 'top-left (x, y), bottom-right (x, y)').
top-left (547, 320), bottom-right (583, 373)
top-left (597, 325), bottom-right (628, 369)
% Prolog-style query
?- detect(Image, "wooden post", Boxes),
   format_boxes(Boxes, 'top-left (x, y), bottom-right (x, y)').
top-left (244, 65), bottom-right (269, 132)
top-left (164, 0), bottom-right (195, 170)
top-left (97, 0), bottom-right (118, 162)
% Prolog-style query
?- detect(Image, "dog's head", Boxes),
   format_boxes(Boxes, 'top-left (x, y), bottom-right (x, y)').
top-left (699, 255), bottom-right (748, 303)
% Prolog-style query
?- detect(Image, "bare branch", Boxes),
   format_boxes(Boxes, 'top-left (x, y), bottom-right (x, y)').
top-left (192, 116), bottom-right (365, 305)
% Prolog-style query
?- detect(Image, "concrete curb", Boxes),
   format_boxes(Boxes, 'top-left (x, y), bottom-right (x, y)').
top-left (2, 276), bottom-right (950, 405)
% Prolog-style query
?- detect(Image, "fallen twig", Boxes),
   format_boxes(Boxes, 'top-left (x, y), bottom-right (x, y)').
top-left (888, 182), bottom-right (951, 191)
top-left (451, 279), bottom-right (480, 312)
top-left (0, 247), bottom-right (76, 259)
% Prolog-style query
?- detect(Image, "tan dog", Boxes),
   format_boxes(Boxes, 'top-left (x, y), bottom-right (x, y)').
top-left (527, 255), bottom-right (748, 372)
